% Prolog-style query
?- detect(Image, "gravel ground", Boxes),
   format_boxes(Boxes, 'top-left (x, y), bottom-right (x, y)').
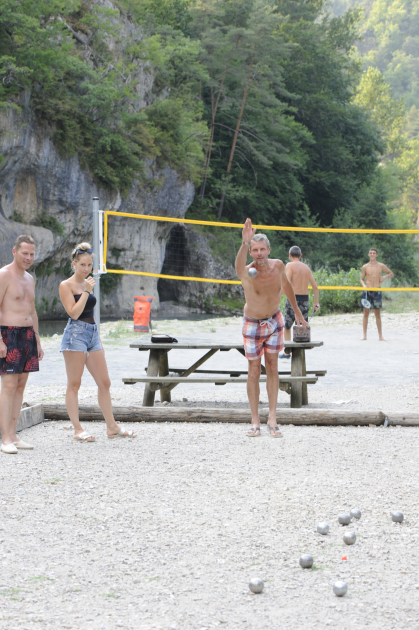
top-left (1, 422), bottom-right (419, 630)
top-left (1, 312), bottom-right (419, 629)
top-left (24, 311), bottom-right (419, 414)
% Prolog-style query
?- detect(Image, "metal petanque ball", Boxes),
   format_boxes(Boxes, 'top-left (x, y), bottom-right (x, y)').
top-left (299, 554), bottom-right (314, 569)
top-left (343, 532), bottom-right (356, 546)
top-left (338, 513), bottom-right (351, 526)
top-left (249, 578), bottom-right (264, 594)
top-left (317, 522), bottom-right (330, 535)
top-left (392, 511), bottom-right (404, 523)
top-left (333, 581), bottom-right (348, 597)
top-left (248, 267), bottom-right (258, 279)
top-left (350, 508), bottom-right (361, 520)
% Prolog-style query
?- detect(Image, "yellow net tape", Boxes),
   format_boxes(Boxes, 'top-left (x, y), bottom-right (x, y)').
top-left (105, 269), bottom-right (419, 290)
top-left (103, 212), bottom-right (419, 290)
top-left (104, 211), bottom-right (419, 234)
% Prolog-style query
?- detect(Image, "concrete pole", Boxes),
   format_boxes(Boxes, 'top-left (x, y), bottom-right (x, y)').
top-left (92, 197), bottom-right (100, 335)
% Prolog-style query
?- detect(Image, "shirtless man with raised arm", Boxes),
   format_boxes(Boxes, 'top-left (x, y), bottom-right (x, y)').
top-left (361, 248), bottom-right (394, 341)
top-left (0, 235), bottom-right (44, 454)
top-left (236, 219), bottom-right (307, 438)
top-left (278, 245), bottom-right (320, 358)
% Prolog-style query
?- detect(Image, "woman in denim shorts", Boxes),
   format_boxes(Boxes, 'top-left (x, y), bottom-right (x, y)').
top-left (59, 242), bottom-right (136, 442)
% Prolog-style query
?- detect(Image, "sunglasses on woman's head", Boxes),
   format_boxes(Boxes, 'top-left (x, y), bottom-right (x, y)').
top-left (76, 248), bottom-right (93, 254)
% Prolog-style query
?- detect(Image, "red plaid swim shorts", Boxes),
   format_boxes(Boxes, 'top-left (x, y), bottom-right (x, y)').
top-left (0, 326), bottom-right (39, 375)
top-left (242, 309), bottom-right (284, 360)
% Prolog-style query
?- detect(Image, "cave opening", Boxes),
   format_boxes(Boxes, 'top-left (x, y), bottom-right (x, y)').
top-left (157, 225), bottom-right (189, 302)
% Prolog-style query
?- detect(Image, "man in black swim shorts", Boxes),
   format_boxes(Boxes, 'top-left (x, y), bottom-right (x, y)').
top-left (278, 246), bottom-right (320, 358)
top-left (0, 235), bottom-right (43, 454)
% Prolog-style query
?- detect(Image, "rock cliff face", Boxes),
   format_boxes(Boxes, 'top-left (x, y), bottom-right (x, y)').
top-left (0, 2), bottom-right (195, 319)
top-left (158, 225), bottom-right (244, 314)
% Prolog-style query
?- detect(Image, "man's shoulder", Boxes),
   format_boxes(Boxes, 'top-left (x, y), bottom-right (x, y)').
top-left (271, 258), bottom-right (284, 269)
top-left (24, 271), bottom-right (35, 284)
top-left (0, 265), bottom-right (13, 282)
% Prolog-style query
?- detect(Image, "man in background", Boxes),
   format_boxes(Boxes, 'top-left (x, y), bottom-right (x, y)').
top-left (0, 235), bottom-right (44, 454)
top-left (279, 246), bottom-right (320, 358)
top-left (361, 248), bottom-right (394, 341)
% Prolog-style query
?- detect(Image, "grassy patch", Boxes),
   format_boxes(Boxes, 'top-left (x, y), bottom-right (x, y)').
top-left (0, 587), bottom-right (22, 598)
top-left (383, 291), bottom-right (419, 313)
top-left (101, 592), bottom-right (117, 598)
top-left (311, 564), bottom-right (330, 571)
top-left (105, 320), bottom-right (132, 339)
top-left (30, 575), bottom-right (52, 581)
top-left (44, 479), bottom-right (61, 485)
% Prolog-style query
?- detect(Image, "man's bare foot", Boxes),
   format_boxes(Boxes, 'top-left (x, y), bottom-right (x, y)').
top-left (360, 336), bottom-right (367, 340)
top-left (379, 337), bottom-right (387, 341)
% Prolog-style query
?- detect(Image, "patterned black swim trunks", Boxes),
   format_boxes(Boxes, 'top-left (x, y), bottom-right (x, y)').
top-left (0, 326), bottom-right (39, 375)
top-left (361, 290), bottom-right (382, 310)
top-left (284, 295), bottom-right (310, 330)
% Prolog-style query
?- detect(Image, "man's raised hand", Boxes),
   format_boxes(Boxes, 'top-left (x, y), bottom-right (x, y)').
top-left (242, 218), bottom-right (256, 244)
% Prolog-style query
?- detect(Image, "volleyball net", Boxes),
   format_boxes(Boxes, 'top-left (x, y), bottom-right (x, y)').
top-left (99, 211), bottom-right (419, 292)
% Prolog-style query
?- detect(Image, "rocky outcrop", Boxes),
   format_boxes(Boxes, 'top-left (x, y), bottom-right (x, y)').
top-left (0, 0), bottom-right (240, 320)
top-left (0, 94), bottom-right (194, 318)
top-left (0, 0), bottom-right (196, 321)
top-left (158, 225), bottom-right (244, 314)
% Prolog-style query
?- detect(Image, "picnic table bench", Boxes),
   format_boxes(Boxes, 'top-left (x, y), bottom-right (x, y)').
top-left (123, 340), bottom-right (324, 409)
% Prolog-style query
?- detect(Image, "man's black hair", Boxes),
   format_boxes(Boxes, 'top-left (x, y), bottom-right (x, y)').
top-left (369, 248), bottom-right (378, 253)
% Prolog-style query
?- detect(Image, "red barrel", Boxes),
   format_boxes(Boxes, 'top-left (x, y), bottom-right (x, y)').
top-left (133, 296), bottom-right (154, 332)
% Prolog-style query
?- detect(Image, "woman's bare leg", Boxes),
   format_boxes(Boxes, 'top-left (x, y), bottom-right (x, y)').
top-left (85, 350), bottom-right (129, 436)
top-left (63, 351), bottom-right (94, 439)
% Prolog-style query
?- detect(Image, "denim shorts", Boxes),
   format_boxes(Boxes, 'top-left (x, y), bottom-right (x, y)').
top-left (60, 319), bottom-right (102, 353)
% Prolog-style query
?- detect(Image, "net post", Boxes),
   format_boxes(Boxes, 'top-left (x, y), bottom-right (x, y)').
top-left (92, 197), bottom-right (101, 335)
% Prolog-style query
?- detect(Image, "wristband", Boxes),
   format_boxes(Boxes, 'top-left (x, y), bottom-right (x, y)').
top-left (242, 241), bottom-right (250, 245)
top-left (84, 290), bottom-right (91, 295)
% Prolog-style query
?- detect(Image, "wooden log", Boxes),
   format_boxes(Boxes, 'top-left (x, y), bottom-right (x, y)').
top-left (385, 413), bottom-right (419, 427)
top-left (37, 403), bottom-right (393, 426)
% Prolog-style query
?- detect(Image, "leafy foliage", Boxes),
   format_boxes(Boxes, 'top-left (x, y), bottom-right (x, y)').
top-left (0, 0), bottom-right (206, 193)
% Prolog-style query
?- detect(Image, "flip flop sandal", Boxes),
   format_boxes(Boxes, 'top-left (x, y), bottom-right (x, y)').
top-left (108, 429), bottom-right (137, 439)
top-left (1, 443), bottom-right (18, 454)
top-left (73, 431), bottom-right (95, 442)
top-left (247, 426), bottom-right (261, 437)
top-left (267, 425), bottom-right (282, 438)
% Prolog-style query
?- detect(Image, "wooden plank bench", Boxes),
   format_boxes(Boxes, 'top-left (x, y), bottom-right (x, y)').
top-left (123, 375), bottom-right (318, 392)
top-left (151, 368), bottom-right (327, 377)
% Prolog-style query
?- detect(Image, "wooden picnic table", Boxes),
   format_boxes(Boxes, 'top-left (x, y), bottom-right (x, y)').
top-left (124, 340), bottom-right (324, 409)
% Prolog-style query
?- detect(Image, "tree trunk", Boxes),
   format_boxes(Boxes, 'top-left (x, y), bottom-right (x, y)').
top-left (199, 39), bottom-right (241, 200)
top-left (217, 49), bottom-right (256, 219)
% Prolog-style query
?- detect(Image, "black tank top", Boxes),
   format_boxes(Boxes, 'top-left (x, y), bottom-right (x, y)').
top-left (74, 293), bottom-right (97, 324)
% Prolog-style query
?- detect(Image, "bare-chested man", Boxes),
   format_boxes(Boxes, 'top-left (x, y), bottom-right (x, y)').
top-left (361, 248), bottom-right (394, 341)
top-left (278, 245), bottom-right (320, 358)
top-left (0, 235), bottom-right (44, 454)
top-left (235, 219), bottom-right (307, 438)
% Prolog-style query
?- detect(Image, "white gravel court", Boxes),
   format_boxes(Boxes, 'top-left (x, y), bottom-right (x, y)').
top-left (1, 313), bottom-right (419, 629)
